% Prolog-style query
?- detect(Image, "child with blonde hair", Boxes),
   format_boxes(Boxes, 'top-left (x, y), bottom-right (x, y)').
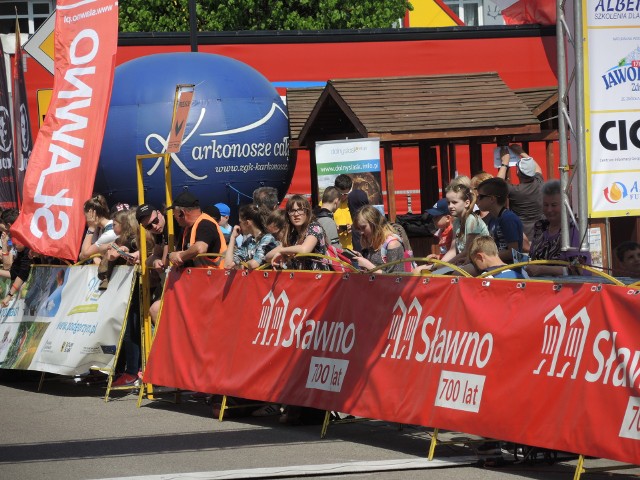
top-left (441, 183), bottom-right (489, 265)
top-left (468, 236), bottom-right (525, 279)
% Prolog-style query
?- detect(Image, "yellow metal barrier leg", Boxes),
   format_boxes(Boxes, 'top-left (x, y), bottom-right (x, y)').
top-left (104, 374), bottom-right (113, 403)
top-left (218, 395), bottom-right (227, 422)
top-left (573, 454), bottom-right (585, 480)
top-left (320, 411), bottom-right (332, 439)
top-left (136, 381), bottom-right (148, 407)
top-left (428, 428), bottom-right (439, 461)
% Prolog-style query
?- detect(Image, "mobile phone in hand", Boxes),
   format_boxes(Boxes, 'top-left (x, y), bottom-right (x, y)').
top-left (341, 248), bottom-right (358, 260)
top-left (110, 243), bottom-right (134, 260)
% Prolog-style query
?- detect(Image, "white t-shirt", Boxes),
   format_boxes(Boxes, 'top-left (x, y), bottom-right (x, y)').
top-left (93, 221), bottom-right (117, 247)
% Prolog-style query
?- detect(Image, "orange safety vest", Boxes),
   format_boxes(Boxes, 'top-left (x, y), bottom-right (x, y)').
top-left (181, 212), bottom-right (227, 268)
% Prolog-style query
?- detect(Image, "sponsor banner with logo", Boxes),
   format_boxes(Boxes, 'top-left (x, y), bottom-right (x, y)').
top-left (0, 264), bottom-right (135, 375)
top-left (10, 0), bottom-right (119, 260)
top-left (145, 269), bottom-right (640, 465)
top-left (585, 0), bottom-right (640, 217)
top-left (316, 138), bottom-right (384, 210)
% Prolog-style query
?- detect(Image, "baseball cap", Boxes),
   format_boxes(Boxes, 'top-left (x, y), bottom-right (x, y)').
top-left (167, 191), bottom-right (199, 210)
top-left (517, 157), bottom-right (536, 177)
top-left (426, 198), bottom-right (449, 217)
top-left (136, 203), bottom-right (156, 222)
top-left (214, 203), bottom-right (230, 217)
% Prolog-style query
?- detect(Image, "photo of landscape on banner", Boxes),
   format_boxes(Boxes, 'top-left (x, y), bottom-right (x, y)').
top-left (0, 265), bottom-right (136, 375)
top-left (315, 138), bottom-right (383, 209)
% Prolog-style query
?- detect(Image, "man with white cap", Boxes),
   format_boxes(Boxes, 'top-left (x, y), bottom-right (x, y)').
top-left (497, 144), bottom-right (543, 242)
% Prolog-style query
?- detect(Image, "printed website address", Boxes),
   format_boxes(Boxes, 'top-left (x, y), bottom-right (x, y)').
top-left (317, 161), bottom-right (380, 175)
top-left (214, 162), bottom-right (288, 174)
top-left (63, 3), bottom-right (114, 24)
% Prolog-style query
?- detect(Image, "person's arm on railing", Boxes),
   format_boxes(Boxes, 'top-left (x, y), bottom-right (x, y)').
top-left (168, 241), bottom-right (207, 267)
top-left (269, 235), bottom-right (318, 267)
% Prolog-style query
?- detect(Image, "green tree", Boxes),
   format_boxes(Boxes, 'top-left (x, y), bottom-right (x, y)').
top-left (118, 0), bottom-right (412, 32)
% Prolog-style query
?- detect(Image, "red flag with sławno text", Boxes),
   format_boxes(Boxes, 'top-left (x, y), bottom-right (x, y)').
top-left (10, 0), bottom-right (119, 261)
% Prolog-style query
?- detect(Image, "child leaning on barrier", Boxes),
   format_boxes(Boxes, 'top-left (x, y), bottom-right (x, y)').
top-left (266, 195), bottom-right (329, 271)
top-left (468, 236), bottom-right (525, 279)
top-left (425, 198), bottom-right (453, 260)
top-left (439, 183), bottom-right (489, 266)
top-left (224, 204), bottom-right (279, 270)
top-left (350, 205), bottom-right (406, 274)
top-left (98, 207), bottom-right (138, 290)
top-left (265, 209), bottom-right (287, 243)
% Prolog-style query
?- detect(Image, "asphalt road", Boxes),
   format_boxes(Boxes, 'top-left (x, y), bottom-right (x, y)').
top-left (0, 370), bottom-right (637, 480)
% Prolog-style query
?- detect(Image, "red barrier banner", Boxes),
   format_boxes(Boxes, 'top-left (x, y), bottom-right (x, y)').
top-left (144, 270), bottom-right (640, 465)
top-left (11, 0), bottom-right (118, 260)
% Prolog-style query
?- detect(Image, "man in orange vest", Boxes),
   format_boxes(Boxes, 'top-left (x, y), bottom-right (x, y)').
top-left (167, 191), bottom-right (226, 268)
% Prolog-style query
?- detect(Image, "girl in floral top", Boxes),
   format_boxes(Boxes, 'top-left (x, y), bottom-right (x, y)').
top-left (224, 204), bottom-right (278, 270)
top-left (267, 195), bottom-right (329, 271)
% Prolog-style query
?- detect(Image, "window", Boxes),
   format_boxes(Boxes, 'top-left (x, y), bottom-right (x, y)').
top-left (444, 0), bottom-right (482, 26)
top-left (0, 1), bottom-right (53, 35)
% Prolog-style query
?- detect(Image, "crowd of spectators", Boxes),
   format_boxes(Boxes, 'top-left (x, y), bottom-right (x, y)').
top-left (0, 143), bottom-right (637, 418)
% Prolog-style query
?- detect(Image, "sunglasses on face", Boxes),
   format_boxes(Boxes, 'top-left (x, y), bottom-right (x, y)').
top-left (144, 213), bottom-right (161, 230)
top-left (476, 193), bottom-right (494, 200)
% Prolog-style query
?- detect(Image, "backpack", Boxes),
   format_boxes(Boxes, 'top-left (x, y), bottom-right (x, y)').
top-left (325, 245), bottom-right (356, 272)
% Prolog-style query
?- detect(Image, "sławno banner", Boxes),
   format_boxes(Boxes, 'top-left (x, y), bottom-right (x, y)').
top-left (145, 269), bottom-right (640, 466)
top-left (0, 265), bottom-right (135, 375)
top-left (10, 0), bottom-right (119, 260)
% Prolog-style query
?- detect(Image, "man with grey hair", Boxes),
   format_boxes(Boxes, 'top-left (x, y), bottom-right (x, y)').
top-left (253, 186), bottom-right (279, 211)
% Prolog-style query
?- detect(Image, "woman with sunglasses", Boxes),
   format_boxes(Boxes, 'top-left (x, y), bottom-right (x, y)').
top-left (267, 195), bottom-right (329, 271)
top-left (224, 204), bottom-right (278, 270)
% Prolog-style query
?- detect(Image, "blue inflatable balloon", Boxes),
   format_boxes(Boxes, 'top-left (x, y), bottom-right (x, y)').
top-left (96, 53), bottom-right (291, 216)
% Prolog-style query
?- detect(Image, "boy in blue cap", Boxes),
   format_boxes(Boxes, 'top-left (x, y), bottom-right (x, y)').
top-left (426, 198), bottom-right (453, 260)
top-left (214, 203), bottom-right (232, 244)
